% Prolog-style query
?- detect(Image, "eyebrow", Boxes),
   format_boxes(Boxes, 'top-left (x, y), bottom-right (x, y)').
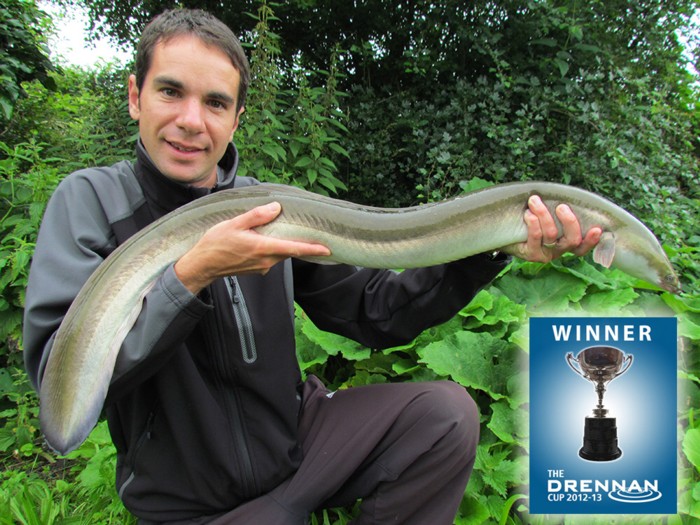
top-left (153, 75), bottom-right (236, 105)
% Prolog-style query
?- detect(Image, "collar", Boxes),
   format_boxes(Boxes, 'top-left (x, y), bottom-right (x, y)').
top-left (134, 140), bottom-right (239, 215)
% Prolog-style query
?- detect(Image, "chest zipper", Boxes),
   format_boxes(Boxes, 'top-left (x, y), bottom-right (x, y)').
top-left (226, 276), bottom-right (257, 364)
top-left (217, 277), bottom-right (258, 497)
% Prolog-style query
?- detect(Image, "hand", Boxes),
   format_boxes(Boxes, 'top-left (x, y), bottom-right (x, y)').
top-left (174, 202), bottom-right (331, 294)
top-left (502, 195), bottom-right (602, 262)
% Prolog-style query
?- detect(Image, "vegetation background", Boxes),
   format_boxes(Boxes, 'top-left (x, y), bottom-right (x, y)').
top-left (1, 0), bottom-right (699, 523)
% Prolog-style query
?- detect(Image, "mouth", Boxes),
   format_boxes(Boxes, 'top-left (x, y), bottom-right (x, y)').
top-left (166, 140), bottom-right (205, 154)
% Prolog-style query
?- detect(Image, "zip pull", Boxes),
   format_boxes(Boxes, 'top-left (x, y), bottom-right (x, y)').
top-left (228, 277), bottom-right (241, 304)
top-left (225, 276), bottom-right (257, 364)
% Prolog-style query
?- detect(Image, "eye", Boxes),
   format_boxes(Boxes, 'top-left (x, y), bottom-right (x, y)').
top-left (161, 87), bottom-right (179, 98)
top-left (208, 99), bottom-right (228, 110)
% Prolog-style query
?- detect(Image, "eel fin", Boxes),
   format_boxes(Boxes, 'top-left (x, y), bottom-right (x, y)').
top-left (593, 232), bottom-right (616, 268)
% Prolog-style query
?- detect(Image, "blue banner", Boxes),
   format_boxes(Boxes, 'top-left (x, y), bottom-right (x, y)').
top-left (529, 317), bottom-right (677, 514)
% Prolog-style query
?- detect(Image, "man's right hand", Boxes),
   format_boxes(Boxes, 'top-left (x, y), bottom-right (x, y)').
top-left (174, 202), bottom-right (331, 294)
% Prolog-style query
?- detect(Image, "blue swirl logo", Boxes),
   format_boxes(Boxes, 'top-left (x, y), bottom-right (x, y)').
top-left (608, 488), bottom-right (663, 503)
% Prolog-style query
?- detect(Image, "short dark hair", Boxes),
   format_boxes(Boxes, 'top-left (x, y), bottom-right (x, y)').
top-left (135, 9), bottom-right (250, 112)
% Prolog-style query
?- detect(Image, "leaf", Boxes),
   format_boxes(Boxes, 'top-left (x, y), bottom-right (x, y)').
top-left (475, 445), bottom-right (526, 497)
top-left (417, 331), bottom-right (517, 400)
top-left (550, 256), bottom-right (621, 290)
top-left (458, 289), bottom-right (493, 321)
top-left (306, 168), bottom-right (318, 185)
top-left (663, 294), bottom-right (700, 314)
top-left (554, 58), bottom-right (569, 77)
top-left (508, 322), bottom-right (529, 352)
top-left (391, 357), bottom-right (421, 376)
top-left (578, 287), bottom-right (639, 314)
top-left (455, 494), bottom-right (491, 525)
top-left (679, 315), bottom-right (700, 340)
top-left (682, 428), bottom-right (700, 470)
top-left (328, 142), bottom-right (349, 157)
top-left (261, 143), bottom-right (281, 161)
top-left (486, 400), bottom-right (528, 444)
top-left (300, 315), bottom-right (367, 360)
top-left (341, 370), bottom-right (387, 387)
top-left (76, 445), bottom-right (116, 490)
top-left (530, 38), bottom-right (557, 48)
top-left (496, 270), bottom-right (588, 314)
top-left (462, 291), bottom-right (525, 330)
top-left (574, 43), bottom-right (603, 53)
top-left (0, 427), bottom-right (16, 452)
top-left (354, 351), bottom-right (395, 375)
top-left (296, 335), bottom-right (338, 372)
top-left (294, 156), bottom-right (313, 168)
top-left (569, 25), bottom-right (584, 41)
top-left (506, 372), bottom-right (528, 409)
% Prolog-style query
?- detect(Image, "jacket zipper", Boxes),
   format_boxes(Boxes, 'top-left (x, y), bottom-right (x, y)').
top-left (118, 410), bottom-right (156, 499)
top-left (221, 276), bottom-right (258, 496)
top-left (229, 386), bottom-right (257, 497)
top-left (226, 276), bottom-right (257, 364)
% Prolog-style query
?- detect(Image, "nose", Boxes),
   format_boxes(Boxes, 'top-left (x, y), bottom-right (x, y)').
top-left (176, 98), bottom-right (205, 133)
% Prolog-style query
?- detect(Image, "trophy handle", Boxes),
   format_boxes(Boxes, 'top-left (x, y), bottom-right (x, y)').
top-left (614, 354), bottom-right (633, 378)
top-left (566, 352), bottom-right (584, 378)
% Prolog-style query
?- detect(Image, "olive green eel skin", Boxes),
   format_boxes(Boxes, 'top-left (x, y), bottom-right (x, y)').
top-left (39, 181), bottom-right (680, 454)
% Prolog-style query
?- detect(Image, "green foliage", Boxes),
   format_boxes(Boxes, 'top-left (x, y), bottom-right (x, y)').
top-left (70, 1), bottom-right (700, 97)
top-left (0, 0), bottom-right (56, 125)
top-left (0, 141), bottom-right (63, 365)
top-left (0, 420), bottom-right (136, 524)
top-left (0, 367), bottom-right (42, 458)
top-left (4, 65), bottom-right (137, 170)
top-left (0, 61), bottom-right (137, 364)
top-left (236, 1), bottom-right (349, 194)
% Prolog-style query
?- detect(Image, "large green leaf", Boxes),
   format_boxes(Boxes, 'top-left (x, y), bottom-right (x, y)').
top-left (455, 494), bottom-right (491, 525)
top-left (683, 428), bottom-right (700, 471)
top-left (474, 444), bottom-right (527, 497)
top-left (496, 270), bottom-right (589, 314)
top-left (550, 256), bottom-right (636, 291)
top-left (487, 400), bottom-right (528, 445)
top-left (461, 289), bottom-right (526, 330)
top-left (578, 287), bottom-right (640, 313)
top-left (300, 315), bottom-right (367, 359)
top-left (417, 331), bottom-right (517, 400)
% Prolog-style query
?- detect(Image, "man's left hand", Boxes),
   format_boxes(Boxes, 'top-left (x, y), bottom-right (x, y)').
top-left (502, 195), bottom-right (602, 262)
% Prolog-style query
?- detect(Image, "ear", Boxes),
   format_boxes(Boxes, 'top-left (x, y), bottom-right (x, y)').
top-left (127, 74), bottom-right (141, 120)
top-left (230, 106), bottom-right (245, 141)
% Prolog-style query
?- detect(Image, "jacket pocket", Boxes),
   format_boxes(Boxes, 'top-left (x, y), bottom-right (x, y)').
top-left (118, 409), bottom-right (157, 499)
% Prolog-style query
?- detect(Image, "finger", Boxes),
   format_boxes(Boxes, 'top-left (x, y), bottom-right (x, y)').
top-left (571, 227), bottom-right (602, 257)
top-left (261, 236), bottom-right (332, 259)
top-left (522, 209), bottom-right (550, 262)
top-left (528, 196), bottom-right (559, 246)
top-left (553, 204), bottom-right (583, 251)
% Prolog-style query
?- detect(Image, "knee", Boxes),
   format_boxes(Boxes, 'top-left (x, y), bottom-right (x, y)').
top-left (421, 381), bottom-right (480, 449)
top-left (430, 381), bottom-right (478, 423)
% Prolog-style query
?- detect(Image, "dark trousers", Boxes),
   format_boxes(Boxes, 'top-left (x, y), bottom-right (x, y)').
top-left (144, 377), bottom-right (479, 525)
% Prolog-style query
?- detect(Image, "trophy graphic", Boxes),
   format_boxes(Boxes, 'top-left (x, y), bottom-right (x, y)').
top-left (566, 346), bottom-right (633, 461)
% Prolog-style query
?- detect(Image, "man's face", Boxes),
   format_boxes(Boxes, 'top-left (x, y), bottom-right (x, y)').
top-left (128, 35), bottom-right (244, 188)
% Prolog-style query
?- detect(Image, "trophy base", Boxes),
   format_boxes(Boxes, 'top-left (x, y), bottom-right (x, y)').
top-left (579, 416), bottom-right (622, 461)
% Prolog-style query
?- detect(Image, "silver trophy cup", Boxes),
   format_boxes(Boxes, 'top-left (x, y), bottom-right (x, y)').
top-left (566, 346), bottom-right (633, 461)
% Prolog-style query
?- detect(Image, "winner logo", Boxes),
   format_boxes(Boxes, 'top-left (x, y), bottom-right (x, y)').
top-left (530, 317), bottom-right (677, 515)
top-left (547, 474), bottom-right (663, 504)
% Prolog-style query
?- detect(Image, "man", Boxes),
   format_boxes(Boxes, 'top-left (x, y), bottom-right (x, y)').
top-left (23, 9), bottom-right (600, 525)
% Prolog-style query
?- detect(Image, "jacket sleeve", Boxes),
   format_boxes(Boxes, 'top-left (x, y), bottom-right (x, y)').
top-left (292, 254), bottom-right (510, 350)
top-left (22, 171), bottom-right (210, 395)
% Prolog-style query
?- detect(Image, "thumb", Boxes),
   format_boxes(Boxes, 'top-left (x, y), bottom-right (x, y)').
top-left (235, 202), bottom-right (282, 229)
